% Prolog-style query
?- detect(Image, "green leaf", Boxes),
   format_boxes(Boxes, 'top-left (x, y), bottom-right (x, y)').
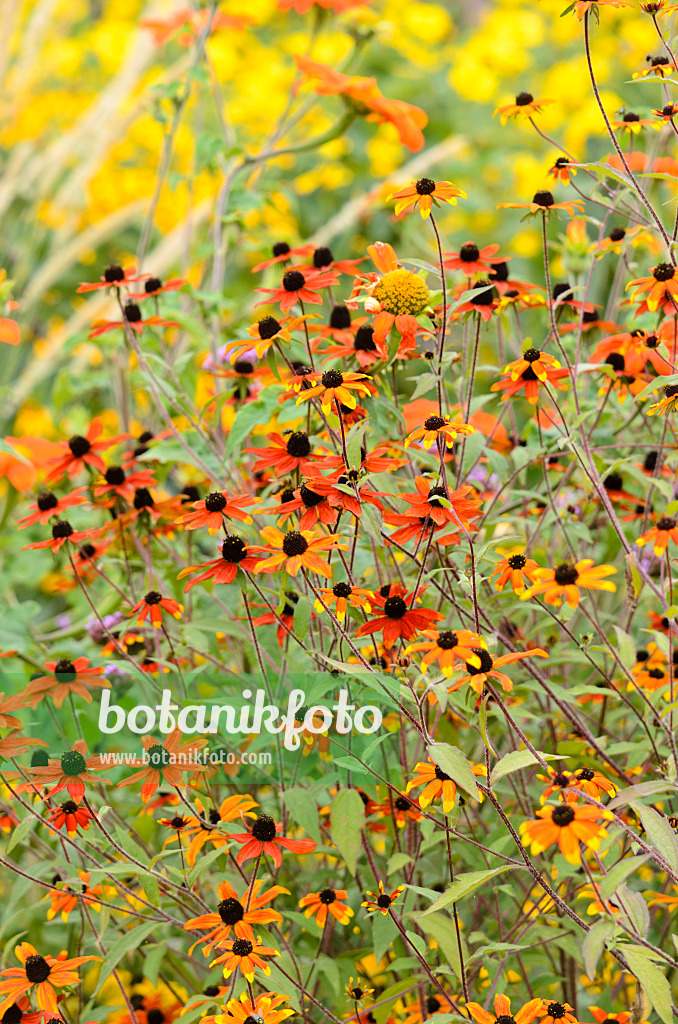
top-left (582, 919), bottom-right (615, 980)
top-left (95, 920), bottom-right (158, 993)
top-left (330, 788), bottom-right (365, 875)
top-left (607, 780), bottom-right (678, 809)
top-left (293, 595), bottom-right (311, 641)
top-left (429, 743), bottom-right (479, 800)
top-left (631, 800), bottom-right (678, 870)
top-left (418, 867), bottom-right (521, 917)
top-left (283, 787), bottom-right (321, 843)
top-left (372, 980), bottom-right (419, 1024)
top-left (6, 816), bottom-right (34, 854)
top-left (622, 945), bottom-right (673, 1024)
top-left (333, 755), bottom-right (370, 775)
top-left (489, 749), bottom-right (565, 787)
top-left (417, 911), bottom-right (462, 980)
top-left (613, 626), bottom-right (636, 669)
top-left (346, 419), bottom-right (369, 470)
top-left (600, 854), bottom-right (649, 901)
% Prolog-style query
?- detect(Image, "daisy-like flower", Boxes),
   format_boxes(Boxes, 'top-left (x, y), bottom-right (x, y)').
top-left (28, 739), bottom-right (110, 803)
top-left (355, 583), bottom-right (444, 649)
top-left (351, 241), bottom-right (432, 355)
top-left (0, 944), bottom-right (99, 1017)
top-left (498, 190), bottom-right (585, 219)
top-left (444, 241), bottom-right (506, 278)
top-left (491, 552), bottom-right (541, 594)
top-left (17, 488), bottom-right (88, 529)
top-left (586, 1010), bottom-right (638, 1024)
top-left (46, 870), bottom-right (110, 923)
top-left (175, 490), bottom-right (254, 535)
top-left (184, 880), bottom-right (288, 955)
top-left (548, 156), bottom-right (577, 186)
top-left (346, 978), bottom-right (374, 1002)
top-left (23, 519), bottom-right (102, 554)
top-left (254, 526), bottom-right (345, 577)
top-left (127, 275), bottom-right (187, 299)
top-left (251, 241), bottom-right (315, 273)
top-left (611, 111), bottom-right (658, 134)
top-left (297, 245), bottom-right (366, 278)
top-left (633, 53), bottom-right (676, 77)
top-left (294, 56), bottom-right (427, 151)
top-left (0, 693), bottom-right (32, 729)
top-left (25, 658), bottom-right (108, 708)
top-left (179, 535), bottom-right (262, 591)
top-left (627, 262), bottom-right (678, 312)
top-left (92, 464), bottom-right (156, 504)
top-left (637, 515), bottom-right (678, 555)
top-left (397, 478), bottom-right (483, 530)
top-left (519, 804), bottom-right (612, 865)
top-left (406, 757), bottom-right (458, 812)
top-left (116, 729), bottom-right (208, 803)
top-left (405, 627), bottom-right (487, 677)
top-left (245, 431), bottom-right (317, 476)
top-left (314, 582), bottom-right (372, 622)
top-left (88, 301), bottom-right (179, 338)
top-left (467, 994), bottom-right (542, 1024)
top-left (217, 992), bottom-right (294, 1024)
top-left (230, 813), bottom-right (317, 867)
top-left (361, 881), bottom-right (404, 914)
top-left (494, 92), bottom-right (554, 124)
top-left (298, 887), bottom-right (354, 925)
top-left (46, 418), bottom-right (125, 482)
top-left (405, 415), bottom-right (475, 450)
top-left (538, 767), bottom-right (618, 803)
top-left (129, 591), bottom-right (183, 628)
top-left (648, 382), bottom-right (678, 415)
top-left (450, 647), bottom-right (549, 696)
top-left (166, 794), bottom-right (258, 866)
top-left (522, 560), bottom-right (617, 608)
top-left (76, 264), bottom-right (148, 292)
top-left (387, 178), bottom-right (466, 219)
top-left (491, 348), bottom-right (569, 405)
top-left (221, 314), bottom-right (313, 364)
top-left (209, 937), bottom-right (278, 982)
top-left (653, 101), bottom-right (678, 121)
top-left (295, 368), bottom-right (373, 416)
top-left (44, 800), bottom-right (93, 837)
top-left (536, 1004), bottom-right (578, 1024)
top-left (453, 279), bottom-right (498, 322)
top-left (645, 886), bottom-right (678, 910)
top-left (256, 268), bottom-right (338, 314)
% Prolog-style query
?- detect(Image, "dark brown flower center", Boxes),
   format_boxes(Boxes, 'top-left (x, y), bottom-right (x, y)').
top-left (300, 484), bottom-right (324, 508)
top-left (384, 596), bottom-right (407, 619)
top-left (24, 956), bottom-right (51, 984)
top-left (322, 369), bottom-right (344, 388)
top-left (508, 554), bottom-right (527, 569)
top-left (52, 520), bottom-right (74, 539)
top-left (354, 326), bottom-right (376, 352)
top-left (466, 649), bottom-right (494, 674)
top-left (532, 190), bottom-right (554, 207)
top-left (286, 431), bottom-right (311, 458)
top-left (222, 535), bottom-right (247, 563)
top-left (333, 582), bottom-right (352, 598)
top-left (653, 262), bottom-right (675, 282)
top-left (523, 348), bottom-right (540, 362)
top-left (105, 465), bottom-right (125, 485)
top-left (551, 807), bottom-right (575, 828)
top-left (319, 888), bottom-right (337, 904)
top-left (205, 491), bottom-right (227, 513)
top-left (218, 897), bottom-right (245, 924)
top-left (554, 563), bottom-right (579, 585)
top-left (515, 92), bottom-right (534, 105)
top-left (282, 531), bottom-right (308, 557)
top-left (37, 491), bottom-right (58, 511)
top-left (424, 415), bottom-right (446, 431)
top-left (54, 659), bottom-right (76, 681)
top-left (258, 316), bottom-right (281, 339)
top-left (609, 227), bottom-right (626, 241)
top-left (231, 939), bottom-right (254, 957)
top-left (104, 264), bottom-right (125, 283)
top-left (124, 302), bottom-right (142, 323)
top-left (658, 517), bottom-right (677, 530)
top-left (68, 435), bottom-right (91, 457)
top-left (376, 894), bottom-right (392, 907)
top-left (313, 246), bottom-right (334, 268)
top-left (330, 305), bottom-right (352, 329)
top-left (272, 241), bottom-right (290, 257)
top-left (436, 631), bottom-right (459, 650)
top-left (251, 814), bottom-right (277, 842)
top-left (144, 591), bottom-right (162, 605)
top-left (133, 487), bottom-right (154, 509)
top-left (283, 270), bottom-right (305, 292)
top-left (459, 243), bottom-right (480, 262)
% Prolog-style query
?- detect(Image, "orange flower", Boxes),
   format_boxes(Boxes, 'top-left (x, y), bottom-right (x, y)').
top-left (217, 992), bottom-right (294, 1024)
top-left (648, 382), bottom-right (678, 415)
top-left (221, 313), bottom-right (313, 363)
top-left (627, 262), bottom-right (678, 312)
top-left (405, 627), bottom-right (487, 677)
top-left (76, 264), bottom-right (148, 292)
top-left (467, 994), bottom-right (542, 1024)
top-left (256, 268), bottom-right (338, 314)
top-left (89, 302), bottom-right (179, 338)
top-left (314, 582), bottom-right (372, 622)
top-left (44, 800), bottom-right (93, 837)
top-left (179, 536), bottom-right (262, 590)
top-left (294, 56), bottom-right (427, 151)
top-left (298, 887), bottom-right (354, 925)
top-left (0, 943), bottom-right (99, 1017)
top-left (230, 814), bottom-right (317, 867)
top-left (46, 418), bottom-right (125, 482)
top-left (166, 794), bottom-right (258, 866)
top-left (253, 526), bottom-right (346, 577)
top-left (184, 880), bottom-right (288, 955)
top-left (295, 368), bottom-right (373, 416)
top-left (210, 936), bottom-right (278, 982)
top-left (387, 178), bottom-right (466, 219)
top-left (536, 1003), bottom-right (579, 1024)
top-left (519, 804), bottom-right (612, 865)
top-left (633, 53), bottom-right (677, 76)
top-left (404, 415), bottom-right (474, 450)
top-left (491, 552), bottom-right (541, 594)
top-left (361, 881), bottom-right (404, 914)
top-left (494, 91), bottom-right (554, 123)
top-left (636, 515), bottom-right (678, 555)
top-left (244, 431), bottom-right (317, 476)
top-left (116, 729), bottom-right (208, 803)
top-left (538, 767), bottom-right (618, 803)
top-left (354, 583), bottom-right (444, 649)
top-left (498, 190), bottom-right (584, 218)
top-left (522, 560), bottom-right (617, 608)
top-left (575, 0), bottom-right (632, 16)
top-left (491, 349), bottom-right (569, 404)
top-left (450, 647), bottom-right (549, 696)
top-left (129, 591), bottom-right (183, 628)
top-left (397, 478), bottom-right (483, 530)
top-left (406, 757), bottom-right (458, 812)
top-left (25, 657), bottom-right (108, 708)
top-left (548, 156), bottom-right (576, 186)
top-left (45, 870), bottom-right (111, 923)
top-left (17, 488), bottom-right (88, 528)
top-left (28, 739), bottom-right (110, 803)
top-left (175, 490), bottom-right (255, 534)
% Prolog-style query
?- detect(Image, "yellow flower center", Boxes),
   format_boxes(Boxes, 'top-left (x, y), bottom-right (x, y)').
top-left (373, 269), bottom-right (430, 316)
